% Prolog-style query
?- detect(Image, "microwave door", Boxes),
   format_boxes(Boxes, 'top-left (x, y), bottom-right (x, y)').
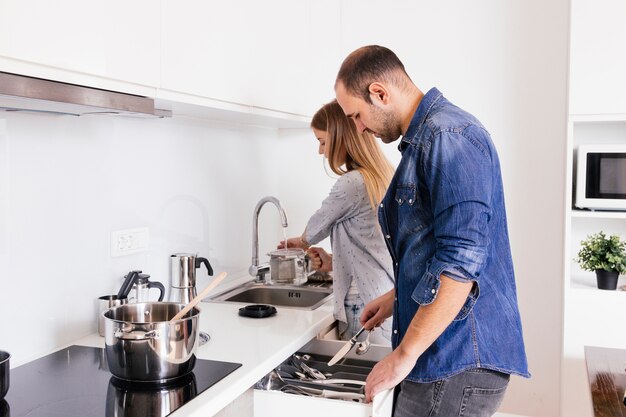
top-left (575, 145), bottom-right (626, 211)
top-left (586, 153), bottom-right (626, 199)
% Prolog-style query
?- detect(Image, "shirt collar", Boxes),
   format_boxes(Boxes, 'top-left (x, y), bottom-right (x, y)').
top-left (399, 87), bottom-right (443, 151)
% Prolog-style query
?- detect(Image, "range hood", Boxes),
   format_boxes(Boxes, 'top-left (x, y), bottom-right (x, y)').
top-left (0, 72), bottom-right (170, 117)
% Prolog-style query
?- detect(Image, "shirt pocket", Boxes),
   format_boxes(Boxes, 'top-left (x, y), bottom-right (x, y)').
top-left (395, 184), bottom-right (426, 235)
top-left (394, 184), bottom-right (416, 206)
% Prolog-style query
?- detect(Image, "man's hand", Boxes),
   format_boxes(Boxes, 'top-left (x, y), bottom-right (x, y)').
top-left (360, 290), bottom-right (394, 329)
top-left (364, 347), bottom-right (415, 403)
top-left (306, 247), bottom-right (332, 272)
top-left (363, 276), bottom-right (474, 402)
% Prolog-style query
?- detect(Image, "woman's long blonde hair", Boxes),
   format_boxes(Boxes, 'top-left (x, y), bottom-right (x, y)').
top-left (311, 100), bottom-right (394, 209)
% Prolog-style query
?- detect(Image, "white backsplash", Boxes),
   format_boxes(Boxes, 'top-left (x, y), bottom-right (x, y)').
top-left (0, 112), bottom-right (334, 365)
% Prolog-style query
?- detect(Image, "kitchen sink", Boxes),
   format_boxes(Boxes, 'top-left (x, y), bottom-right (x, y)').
top-left (209, 283), bottom-right (333, 310)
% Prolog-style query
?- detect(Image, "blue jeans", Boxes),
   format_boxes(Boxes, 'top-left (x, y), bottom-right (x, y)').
top-left (394, 368), bottom-right (510, 417)
top-left (341, 292), bottom-right (364, 341)
top-left (341, 292), bottom-right (392, 345)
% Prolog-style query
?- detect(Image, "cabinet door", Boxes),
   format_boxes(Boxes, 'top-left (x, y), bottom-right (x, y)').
top-left (570, 0), bottom-right (626, 114)
top-left (246, 0), bottom-right (340, 116)
top-left (0, 0), bottom-right (160, 88)
top-left (309, 0), bottom-right (343, 103)
top-left (161, 0), bottom-right (340, 117)
top-left (161, 0), bottom-right (255, 106)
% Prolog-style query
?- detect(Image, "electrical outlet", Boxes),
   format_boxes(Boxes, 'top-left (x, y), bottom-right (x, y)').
top-left (111, 227), bottom-right (149, 257)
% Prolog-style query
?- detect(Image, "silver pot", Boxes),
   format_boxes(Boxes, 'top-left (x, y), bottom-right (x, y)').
top-left (268, 248), bottom-right (312, 285)
top-left (0, 350), bottom-right (9, 400)
top-left (104, 302), bottom-right (200, 382)
top-left (105, 373), bottom-right (197, 417)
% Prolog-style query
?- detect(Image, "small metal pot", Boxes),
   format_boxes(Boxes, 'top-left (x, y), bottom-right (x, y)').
top-left (104, 302), bottom-right (199, 382)
top-left (0, 350), bottom-right (9, 400)
top-left (268, 248), bottom-right (311, 285)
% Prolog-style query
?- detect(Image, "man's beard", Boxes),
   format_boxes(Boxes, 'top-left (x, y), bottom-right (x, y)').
top-left (368, 105), bottom-right (402, 143)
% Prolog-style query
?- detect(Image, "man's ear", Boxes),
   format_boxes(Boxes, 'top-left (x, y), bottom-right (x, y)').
top-left (368, 82), bottom-right (389, 105)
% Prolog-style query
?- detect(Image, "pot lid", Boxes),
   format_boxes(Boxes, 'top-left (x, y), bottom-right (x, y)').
top-left (267, 248), bottom-right (305, 259)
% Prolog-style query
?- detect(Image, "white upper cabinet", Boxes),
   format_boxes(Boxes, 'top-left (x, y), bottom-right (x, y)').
top-left (246, 0), bottom-right (340, 116)
top-left (0, 0), bottom-right (160, 93)
top-left (161, 1), bottom-right (256, 107)
top-left (569, 0), bottom-right (626, 115)
top-left (161, 0), bottom-right (340, 117)
top-left (0, 0), bottom-right (340, 119)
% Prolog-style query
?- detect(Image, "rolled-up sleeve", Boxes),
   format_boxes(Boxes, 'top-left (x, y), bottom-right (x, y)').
top-left (410, 128), bottom-right (491, 315)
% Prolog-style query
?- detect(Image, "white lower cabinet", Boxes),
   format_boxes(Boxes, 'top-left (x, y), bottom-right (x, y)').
top-left (253, 339), bottom-right (393, 417)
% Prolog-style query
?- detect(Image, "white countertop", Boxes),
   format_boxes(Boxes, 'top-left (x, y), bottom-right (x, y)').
top-left (74, 298), bottom-right (335, 416)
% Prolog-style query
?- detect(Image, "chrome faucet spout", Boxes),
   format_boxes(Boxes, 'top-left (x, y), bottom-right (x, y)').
top-left (249, 196), bottom-right (288, 279)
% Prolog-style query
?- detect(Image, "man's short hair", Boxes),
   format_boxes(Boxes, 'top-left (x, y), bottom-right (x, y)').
top-left (336, 45), bottom-right (410, 103)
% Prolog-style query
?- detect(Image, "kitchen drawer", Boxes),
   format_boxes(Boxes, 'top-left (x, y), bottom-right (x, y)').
top-left (253, 338), bottom-right (393, 417)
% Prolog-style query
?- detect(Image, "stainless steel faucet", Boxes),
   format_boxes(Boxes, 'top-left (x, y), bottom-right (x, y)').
top-left (249, 196), bottom-right (288, 280)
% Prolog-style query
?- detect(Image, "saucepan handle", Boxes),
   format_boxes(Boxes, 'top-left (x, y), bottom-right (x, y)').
top-left (114, 328), bottom-right (160, 340)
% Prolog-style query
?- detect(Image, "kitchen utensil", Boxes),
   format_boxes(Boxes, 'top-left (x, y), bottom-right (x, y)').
top-left (267, 248), bottom-right (312, 285)
top-left (283, 376), bottom-right (365, 386)
top-left (104, 302), bottom-right (200, 382)
top-left (327, 371), bottom-right (367, 381)
top-left (0, 350), bottom-right (9, 400)
top-left (238, 304), bottom-right (277, 318)
top-left (117, 270), bottom-right (165, 303)
top-left (170, 272), bottom-right (227, 322)
top-left (328, 326), bottom-right (367, 366)
top-left (300, 361), bottom-right (327, 380)
top-left (277, 364), bottom-right (307, 380)
top-left (355, 330), bottom-right (372, 355)
top-left (259, 370), bottom-right (364, 402)
top-left (97, 295), bottom-right (128, 336)
top-left (169, 253), bottom-right (213, 304)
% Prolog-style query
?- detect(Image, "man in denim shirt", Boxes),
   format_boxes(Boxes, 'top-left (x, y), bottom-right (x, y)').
top-left (335, 45), bottom-right (529, 416)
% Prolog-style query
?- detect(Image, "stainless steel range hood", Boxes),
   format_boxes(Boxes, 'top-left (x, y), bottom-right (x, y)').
top-left (0, 72), bottom-right (170, 117)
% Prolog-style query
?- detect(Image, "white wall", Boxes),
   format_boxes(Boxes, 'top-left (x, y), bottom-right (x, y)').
top-left (0, 112), bottom-right (330, 365)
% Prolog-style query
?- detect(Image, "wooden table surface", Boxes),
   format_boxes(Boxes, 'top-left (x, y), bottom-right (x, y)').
top-left (585, 346), bottom-right (626, 417)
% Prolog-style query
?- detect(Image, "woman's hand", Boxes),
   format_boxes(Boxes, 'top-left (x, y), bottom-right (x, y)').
top-left (306, 247), bottom-right (332, 272)
top-left (277, 237), bottom-right (307, 249)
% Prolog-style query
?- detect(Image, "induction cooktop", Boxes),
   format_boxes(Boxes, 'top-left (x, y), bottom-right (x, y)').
top-left (0, 345), bottom-right (241, 417)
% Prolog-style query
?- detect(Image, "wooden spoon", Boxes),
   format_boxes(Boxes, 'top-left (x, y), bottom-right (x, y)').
top-left (170, 271), bottom-right (227, 322)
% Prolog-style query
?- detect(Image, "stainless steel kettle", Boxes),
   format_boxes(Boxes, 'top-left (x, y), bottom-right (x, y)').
top-left (169, 253), bottom-right (213, 304)
top-left (116, 270), bottom-right (165, 303)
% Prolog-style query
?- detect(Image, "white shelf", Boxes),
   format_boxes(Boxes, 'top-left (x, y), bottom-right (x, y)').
top-left (570, 209), bottom-right (626, 219)
top-left (570, 272), bottom-right (626, 291)
top-left (570, 113), bottom-right (626, 123)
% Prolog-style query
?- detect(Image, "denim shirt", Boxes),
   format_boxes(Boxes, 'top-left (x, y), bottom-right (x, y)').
top-left (379, 88), bottom-right (530, 382)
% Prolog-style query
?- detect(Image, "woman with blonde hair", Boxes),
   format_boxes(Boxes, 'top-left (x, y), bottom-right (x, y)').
top-left (279, 99), bottom-right (395, 343)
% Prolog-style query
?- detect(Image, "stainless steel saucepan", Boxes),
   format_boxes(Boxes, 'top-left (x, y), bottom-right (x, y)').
top-left (103, 302), bottom-right (200, 382)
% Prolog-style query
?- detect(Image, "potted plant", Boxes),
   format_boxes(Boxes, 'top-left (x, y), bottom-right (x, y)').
top-left (575, 231), bottom-right (626, 290)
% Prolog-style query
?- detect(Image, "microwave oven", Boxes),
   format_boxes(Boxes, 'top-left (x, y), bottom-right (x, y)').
top-left (575, 144), bottom-right (626, 211)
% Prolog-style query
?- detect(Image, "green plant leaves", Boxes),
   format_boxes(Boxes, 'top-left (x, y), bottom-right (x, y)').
top-left (575, 231), bottom-right (626, 274)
